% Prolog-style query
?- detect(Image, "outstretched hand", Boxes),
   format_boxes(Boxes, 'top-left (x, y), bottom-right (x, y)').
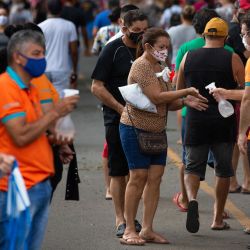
top-left (185, 94), bottom-right (208, 111)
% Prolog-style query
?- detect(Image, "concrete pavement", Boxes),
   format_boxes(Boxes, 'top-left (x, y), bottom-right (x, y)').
top-left (42, 55), bottom-right (250, 250)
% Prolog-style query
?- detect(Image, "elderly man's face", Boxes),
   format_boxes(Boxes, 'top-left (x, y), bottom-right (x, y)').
top-left (15, 42), bottom-right (45, 66)
top-left (13, 42), bottom-right (46, 78)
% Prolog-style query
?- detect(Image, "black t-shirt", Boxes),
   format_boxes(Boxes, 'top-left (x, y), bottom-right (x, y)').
top-left (61, 6), bottom-right (86, 36)
top-left (227, 21), bottom-right (247, 65)
top-left (91, 37), bottom-right (136, 126)
top-left (184, 48), bottom-right (237, 145)
top-left (81, 0), bottom-right (97, 23)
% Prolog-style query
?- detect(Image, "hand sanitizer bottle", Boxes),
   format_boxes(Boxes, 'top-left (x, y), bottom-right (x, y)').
top-left (55, 89), bottom-right (79, 141)
top-left (205, 82), bottom-right (234, 118)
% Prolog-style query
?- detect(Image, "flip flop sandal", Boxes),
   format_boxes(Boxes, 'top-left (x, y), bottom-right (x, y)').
top-left (186, 200), bottom-right (199, 233)
top-left (241, 188), bottom-right (250, 194)
top-left (211, 222), bottom-right (230, 230)
top-left (140, 235), bottom-right (170, 244)
top-left (229, 186), bottom-right (242, 193)
top-left (116, 223), bottom-right (126, 238)
top-left (172, 192), bottom-right (188, 212)
top-left (120, 236), bottom-right (145, 246)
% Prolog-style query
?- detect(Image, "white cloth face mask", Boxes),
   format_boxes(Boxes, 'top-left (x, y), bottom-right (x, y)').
top-left (0, 15), bottom-right (8, 26)
top-left (242, 36), bottom-right (250, 51)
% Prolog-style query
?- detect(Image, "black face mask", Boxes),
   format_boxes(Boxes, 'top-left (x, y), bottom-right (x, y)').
top-left (128, 31), bottom-right (144, 44)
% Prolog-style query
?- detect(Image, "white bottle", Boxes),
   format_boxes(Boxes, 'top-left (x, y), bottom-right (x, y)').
top-left (205, 82), bottom-right (234, 118)
top-left (55, 89), bottom-right (79, 141)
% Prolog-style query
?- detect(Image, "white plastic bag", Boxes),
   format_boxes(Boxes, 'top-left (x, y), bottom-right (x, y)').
top-left (155, 67), bottom-right (170, 82)
top-left (55, 89), bottom-right (79, 140)
top-left (119, 84), bottom-right (157, 113)
top-left (6, 160), bottom-right (31, 250)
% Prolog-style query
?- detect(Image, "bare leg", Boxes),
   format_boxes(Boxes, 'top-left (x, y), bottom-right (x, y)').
top-left (110, 176), bottom-right (126, 227)
top-left (179, 164), bottom-right (188, 208)
top-left (140, 165), bottom-right (169, 243)
top-left (122, 169), bottom-right (147, 244)
top-left (230, 144), bottom-right (240, 191)
top-left (211, 177), bottom-right (230, 228)
top-left (177, 110), bottom-right (182, 144)
top-left (242, 153), bottom-right (250, 191)
top-left (184, 174), bottom-right (200, 201)
top-left (102, 157), bottom-right (111, 199)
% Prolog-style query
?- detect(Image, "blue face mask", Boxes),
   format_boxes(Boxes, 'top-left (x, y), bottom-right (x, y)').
top-left (19, 52), bottom-right (47, 77)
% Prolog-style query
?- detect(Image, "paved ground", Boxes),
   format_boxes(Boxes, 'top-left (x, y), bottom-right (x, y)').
top-left (42, 55), bottom-right (250, 250)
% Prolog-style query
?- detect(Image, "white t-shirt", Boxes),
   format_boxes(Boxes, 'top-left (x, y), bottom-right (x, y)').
top-left (39, 18), bottom-right (77, 72)
top-left (168, 24), bottom-right (196, 65)
top-left (106, 30), bottom-right (123, 44)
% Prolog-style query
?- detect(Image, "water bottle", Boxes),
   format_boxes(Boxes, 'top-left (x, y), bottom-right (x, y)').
top-left (205, 82), bottom-right (234, 118)
top-left (55, 89), bottom-right (79, 141)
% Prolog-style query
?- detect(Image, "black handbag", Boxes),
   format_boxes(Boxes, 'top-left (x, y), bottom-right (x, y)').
top-left (126, 106), bottom-right (168, 155)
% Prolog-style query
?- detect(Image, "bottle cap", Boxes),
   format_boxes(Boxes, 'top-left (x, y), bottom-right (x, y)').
top-left (63, 89), bottom-right (79, 97)
top-left (205, 82), bottom-right (216, 91)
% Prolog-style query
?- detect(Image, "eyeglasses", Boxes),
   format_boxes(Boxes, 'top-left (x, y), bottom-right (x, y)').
top-left (240, 31), bottom-right (250, 38)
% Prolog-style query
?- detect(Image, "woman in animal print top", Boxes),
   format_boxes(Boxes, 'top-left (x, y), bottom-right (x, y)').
top-left (119, 27), bottom-right (208, 246)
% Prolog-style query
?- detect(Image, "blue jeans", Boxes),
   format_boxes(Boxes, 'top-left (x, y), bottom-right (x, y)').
top-left (0, 179), bottom-right (52, 250)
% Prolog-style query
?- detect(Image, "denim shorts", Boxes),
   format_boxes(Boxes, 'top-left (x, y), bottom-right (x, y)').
top-left (119, 123), bottom-right (167, 170)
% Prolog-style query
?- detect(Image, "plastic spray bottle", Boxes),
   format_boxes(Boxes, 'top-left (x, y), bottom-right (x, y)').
top-left (55, 89), bottom-right (79, 140)
top-left (205, 82), bottom-right (234, 118)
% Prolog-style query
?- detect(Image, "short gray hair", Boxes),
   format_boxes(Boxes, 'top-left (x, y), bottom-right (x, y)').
top-left (7, 30), bottom-right (45, 64)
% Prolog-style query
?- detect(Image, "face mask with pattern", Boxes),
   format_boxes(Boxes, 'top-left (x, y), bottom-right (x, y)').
top-left (150, 45), bottom-right (168, 62)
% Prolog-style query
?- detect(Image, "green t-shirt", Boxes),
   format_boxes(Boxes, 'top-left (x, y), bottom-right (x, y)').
top-left (175, 37), bottom-right (234, 117)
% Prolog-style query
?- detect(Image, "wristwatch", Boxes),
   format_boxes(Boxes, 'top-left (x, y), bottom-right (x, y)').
top-left (70, 73), bottom-right (77, 82)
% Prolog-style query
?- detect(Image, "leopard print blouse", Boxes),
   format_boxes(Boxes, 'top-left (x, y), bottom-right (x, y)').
top-left (120, 56), bottom-right (168, 133)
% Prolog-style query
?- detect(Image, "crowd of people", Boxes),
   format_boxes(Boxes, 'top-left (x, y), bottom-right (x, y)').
top-left (0, 0), bottom-right (250, 249)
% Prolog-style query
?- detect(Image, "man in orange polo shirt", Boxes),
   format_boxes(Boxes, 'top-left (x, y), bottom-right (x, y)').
top-left (0, 29), bottom-right (79, 250)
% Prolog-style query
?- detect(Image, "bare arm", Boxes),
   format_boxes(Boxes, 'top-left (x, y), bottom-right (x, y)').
top-left (91, 79), bottom-right (124, 115)
top-left (232, 53), bottom-right (245, 87)
top-left (238, 86), bottom-right (250, 154)
top-left (176, 53), bottom-right (187, 91)
top-left (69, 41), bottom-right (78, 74)
top-left (4, 96), bottom-right (79, 147)
top-left (143, 84), bottom-right (196, 105)
top-left (210, 88), bottom-right (244, 101)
